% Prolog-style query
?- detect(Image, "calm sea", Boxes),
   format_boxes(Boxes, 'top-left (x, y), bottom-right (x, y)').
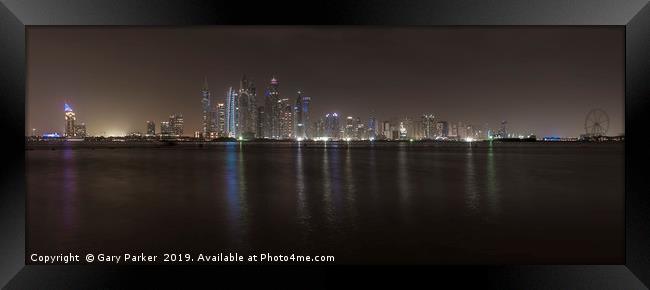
top-left (27, 142), bottom-right (624, 264)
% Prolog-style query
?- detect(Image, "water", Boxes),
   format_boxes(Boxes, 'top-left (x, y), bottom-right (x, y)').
top-left (27, 142), bottom-right (624, 264)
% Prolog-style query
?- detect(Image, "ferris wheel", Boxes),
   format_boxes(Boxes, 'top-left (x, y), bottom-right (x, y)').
top-left (584, 109), bottom-right (609, 137)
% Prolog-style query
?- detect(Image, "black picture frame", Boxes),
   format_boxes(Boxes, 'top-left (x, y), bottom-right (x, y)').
top-left (1, 0), bottom-right (649, 288)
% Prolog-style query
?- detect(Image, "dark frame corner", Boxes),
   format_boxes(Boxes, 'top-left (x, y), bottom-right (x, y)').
top-left (1, 0), bottom-right (649, 288)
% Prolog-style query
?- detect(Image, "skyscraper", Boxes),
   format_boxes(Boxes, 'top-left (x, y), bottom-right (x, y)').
top-left (355, 117), bottom-right (366, 140)
top-left (169, 114), bottom-right (184, 137)
top-left (399, 121), bottom-right (408, 140)
top-left (345, 116), bottom-right (355, 139)
top-left (368, 115), bottom-right (378, 140)
top-left (449, 123), bottom-right (458, 139)
top-left (201, 77), bottom-right (212, 136)
top-left (293, 91), bottom-right (311, 140)
top-left (216, 103), bottom-right (226, 137)
top-left (264, 76), bottom-right (281, 138)
top-left (436, 121), bottom-right (449, 138)
top-left (497, 120), bottom-right (508, 138)
top-left (382, 121), bottom-right (391, 140)
top-left (324, 113), bottom-right (341, 140)
top-left (421, 114), bottom-right (436, 139)
top-left (160, 121), bottom-right (173, 137)
top-left (401, 117), bottom-right (415, 139)
top-left (464, 124), bottom-right (478, 140)
top-left (256, 105), bottom-right (265, 138)
top-left (146, 121), bottom-right (156, 136)
top-left (64, 103), bottom-right (76, 137)
top-left (238, 75), bottom-right (257, 139)
top-left (225, 87), bottom-right (238, 138)
top-left (278, 98), bottom-right (293, 139)
top-left (209, 108), bottom-right (219, 138)
top-left (314, 118), bottom-right (325, 138)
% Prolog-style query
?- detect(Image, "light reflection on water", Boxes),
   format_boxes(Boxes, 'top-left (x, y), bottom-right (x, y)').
top-left (62, 148), bottom-right (77, 232)
top-left (397, 146), bottom-right (412, 225)
top-left (465, 142), bottom-right (480, 214)
top-left (223, 142), bottom-right (249, 249)
top-left (321, 145), bottom-right (334, 229)
top-left (486, 141), bottom-right (500, 223)
top-left (28, 143), bottom-right (624, 263)
top-left (343, 147), bottom-right (358, 232)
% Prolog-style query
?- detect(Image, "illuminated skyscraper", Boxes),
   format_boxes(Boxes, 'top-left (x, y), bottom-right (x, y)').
top-left (293, 91), bottom-right (311, 139)
top-left (436, 121), bottom-right (449, 138)
top-left (497, 120), bottom-right (508, 138)
top-left (368, 115), bottom-right (378, 140)
top-left (399, 121), bottom-right (408, 140)
top-left (278, 98), bottom-right (293, 139)
top-left (169, 114), bottom-right (184, 136)
top-left (382, 121), bottom-right (391, 140)
top-left (449, 123), bottom-right (459, 139)
top-left (209, 109), bottom-right (219, 137)
top-left (324, 113), bottom-right (341, 140)
top-left (64, 103), bottom-right (76, 137)
top-left (256, 106), bottom-right (265, 138)
top-left (238, 75), bottom-right (257, 139)
top-left (463, 124), bottom-right (479, 140)
top-left (355, 117), bottom-right (366, 140)
top-left (345, 116), bottom-right (355, 139)
top-left (160, 121), bottom-right (173, 137)
top-left (225, 87), bottom-right (238, 138)
top-left (201, 77), bottom-right (212, 136)
top-left (401, 117), bottom-right (416, 139)
top-left (264, 76), bottom-right (281, 138)
top-left (146, 121), bottom-right (156, 136)
top-left (216, 103), bottom-right (226, 137)
top-left (420, 114), bottom-right (436, 140)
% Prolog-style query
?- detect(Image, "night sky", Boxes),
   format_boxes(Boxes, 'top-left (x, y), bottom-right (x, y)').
top-left (27, 26), bottom-right (624, 137)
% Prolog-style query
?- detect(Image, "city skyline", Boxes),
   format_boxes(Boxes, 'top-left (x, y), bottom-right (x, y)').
top-left (27, 27), bottom-right (624, 137)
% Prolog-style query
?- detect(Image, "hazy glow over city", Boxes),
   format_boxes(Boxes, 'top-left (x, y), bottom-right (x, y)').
top-left (27, 27), bottom-right (624, 138)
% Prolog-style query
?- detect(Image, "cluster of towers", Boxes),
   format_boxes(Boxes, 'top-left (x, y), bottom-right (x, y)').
top-left (147, 114), bottom-right (184, 137)
top-left (194, 73), bottom-right (491, 142)
top-left (310, 113), bottom-right (485, 142)
top-left (375, 116), bottom-right (486, 141)
top-left (56, 77), bottom-right (508, 141)
top-left (202, 75), bottom-right (311, 140)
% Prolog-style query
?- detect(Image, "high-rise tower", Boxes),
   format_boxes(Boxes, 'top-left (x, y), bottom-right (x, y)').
top-left (421, 114), bottom-right (436, 139)
top-left (324, 113), bottom-right (341, 140)
top-left (225, 87), bottom-right (238, 138)
top-left (264, 76), bottom-right (281, 138)
top-left (169, 114), bottom-right (184, 136)
top-left (293, 91), bottom-right (311, 140)
top-left (201, 77), bottom-right (212, 136)
top-left (146, 121), bottom-right (156, 136)
top-left (256, 105), bottom-right (265, 138)
top-left (216, 103), bottom-right (226, 137)
top-left (278, 98), bottom-right (293, 139)
top-left (345, 116), bottom-right (355, 139)
top-left (238, 75), bottom-right (257, 139)
top-left (436, 121), bottom-right (449, 138)
top-left (64, 103), bottom-right (76, 137)
top-left (368, 114), bottom-right (378, 140)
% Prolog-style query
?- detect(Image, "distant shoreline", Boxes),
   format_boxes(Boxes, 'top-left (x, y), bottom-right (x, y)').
top-left (25, 139), bottom-right (624, 150)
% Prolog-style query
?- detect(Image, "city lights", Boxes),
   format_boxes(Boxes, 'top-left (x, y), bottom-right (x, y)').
top-left (27, 75), bottom-right (623, 144)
